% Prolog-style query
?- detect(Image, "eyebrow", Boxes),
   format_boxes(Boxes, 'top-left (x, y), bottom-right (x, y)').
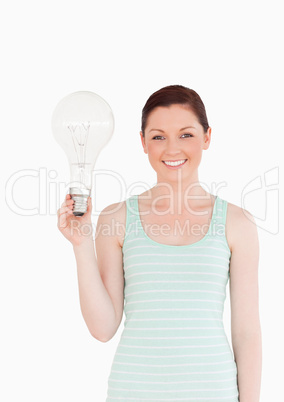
top-left (149, 126), bottom-right (197, 133)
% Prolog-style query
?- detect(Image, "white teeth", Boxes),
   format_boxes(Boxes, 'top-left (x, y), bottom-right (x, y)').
top-left (164, 159), bottom-right (186, 166)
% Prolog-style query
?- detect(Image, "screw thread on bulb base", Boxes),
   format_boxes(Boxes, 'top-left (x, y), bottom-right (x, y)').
top-left (69, 187), bottom-right (91, 216)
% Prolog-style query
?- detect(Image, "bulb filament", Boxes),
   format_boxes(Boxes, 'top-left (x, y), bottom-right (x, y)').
top-left (68, 121), bottom-right (90, 183)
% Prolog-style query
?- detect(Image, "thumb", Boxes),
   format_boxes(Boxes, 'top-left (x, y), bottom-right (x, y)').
top-left (87, 196), bottom-right (92, 212)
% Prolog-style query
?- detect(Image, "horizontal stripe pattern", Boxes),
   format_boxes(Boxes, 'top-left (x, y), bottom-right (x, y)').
top-left (106, 195), bottom-right (239, 401)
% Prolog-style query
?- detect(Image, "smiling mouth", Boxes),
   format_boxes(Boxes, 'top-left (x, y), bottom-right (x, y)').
top-left (162, 159), bottom-right (188, 167)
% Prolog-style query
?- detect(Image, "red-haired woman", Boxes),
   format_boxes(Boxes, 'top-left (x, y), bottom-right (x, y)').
top-left (57, 85), bottom-right (262, 401)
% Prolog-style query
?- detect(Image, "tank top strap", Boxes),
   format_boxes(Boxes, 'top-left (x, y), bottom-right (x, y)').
top-left (213, 195), bottom-right (227, 226)
top-left (213, 195), bottom-right (223, 224)
top-left (213, 195), bottom-right (231, 252)
top-left (123, 194), bottom-right (140, 246)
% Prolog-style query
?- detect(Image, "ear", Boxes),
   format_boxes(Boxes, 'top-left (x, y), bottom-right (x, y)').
top-left (203, 127), bottom-right (212, 150)
top-left (140, 131), bottom-right (148, 154)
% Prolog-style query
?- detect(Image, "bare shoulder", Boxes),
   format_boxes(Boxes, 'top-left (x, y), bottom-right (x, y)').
top-left (226, 200), bottom-right (259, 253)
top-left (95, 200), bottom-right (126, 248)
top-left (227, 201), bottom-right (261, 338)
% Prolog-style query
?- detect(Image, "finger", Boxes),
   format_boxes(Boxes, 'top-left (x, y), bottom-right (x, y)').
top-left (57, 206), bottom-right (73, 221)
top-left (58, 207), bottom-right (73, 229)
top-left (58, 212), bottom-right (68, 229)
top-left (61, 199), bottom-right (74, 208)
top-left (63, 194), bottom-right (71, 204)
top-left (85, 197), bottom-right (92, 214)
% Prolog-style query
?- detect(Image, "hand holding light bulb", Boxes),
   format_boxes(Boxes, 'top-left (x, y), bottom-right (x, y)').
top-left (52, 91), bottom-right (115, 216)
top-left (57, 193), bottom-right (94, 247)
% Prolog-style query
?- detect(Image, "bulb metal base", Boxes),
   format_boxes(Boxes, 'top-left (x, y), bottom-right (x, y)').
top-left (69, 187), bottom-right (91, 216)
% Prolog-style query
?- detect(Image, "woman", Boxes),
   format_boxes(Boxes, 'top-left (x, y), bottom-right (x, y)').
top-left (57, 85), bottom-right (262, 401)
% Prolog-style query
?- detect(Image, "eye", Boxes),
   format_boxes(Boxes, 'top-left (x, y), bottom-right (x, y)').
top-left (152, 136), bottom-right (164, 140)
top-left (152, 133), bottom-right (193, 140)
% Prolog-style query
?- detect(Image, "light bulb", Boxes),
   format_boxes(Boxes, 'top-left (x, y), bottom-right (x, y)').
top-left (52, 91), bottom-right (114, 216)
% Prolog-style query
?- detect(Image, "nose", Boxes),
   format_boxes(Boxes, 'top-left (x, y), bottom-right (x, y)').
top-left (164, 138), bottom-right (183, 157)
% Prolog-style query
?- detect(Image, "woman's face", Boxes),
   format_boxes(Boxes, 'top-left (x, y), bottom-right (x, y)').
top-left (140, 104), bottom-right (211, 183)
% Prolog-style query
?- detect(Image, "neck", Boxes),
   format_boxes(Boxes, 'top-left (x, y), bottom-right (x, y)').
top-left (144, 180), bottom-right (212, 216)
top-left (152, 172), bottom-right (210, 202)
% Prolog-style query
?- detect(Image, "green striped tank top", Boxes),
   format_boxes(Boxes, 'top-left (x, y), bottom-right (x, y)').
top-left (106, 194), bottom-right (239, 401)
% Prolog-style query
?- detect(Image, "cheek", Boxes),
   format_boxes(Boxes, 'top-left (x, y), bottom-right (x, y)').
top-left (147, 143), bottom-right (160, 156)
top-left (188, 140), bottom-right (203, 152)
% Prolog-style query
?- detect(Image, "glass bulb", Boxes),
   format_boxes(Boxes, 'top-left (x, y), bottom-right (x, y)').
top-left (52, 91), bottom-right (114, 216)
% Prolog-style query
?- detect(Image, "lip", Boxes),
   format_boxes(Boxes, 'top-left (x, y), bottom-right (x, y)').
top-left (162, 159), bottom-right (188, 169)
top-left (163, 159), bottom-right (186, 162)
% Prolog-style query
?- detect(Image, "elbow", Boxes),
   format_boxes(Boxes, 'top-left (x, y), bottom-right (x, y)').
top-left (98, 337), bottom-right (109, 343)
top-left (232, 328), bottom-right (262, 350)
top-left (232, 319), bottom-right (262, 341)
top-left (233, 324), bottom-right (262, 341)
top-left (90, 331), bottom-right (110, 343)
top-left (97, 332), bottom-right (116, 343)
top-left (89, 328), bottom-right (115, 343)
top-left (87, 316), bottom-right (120, 343)
top-left (85, 319), bottom-right (116, 343)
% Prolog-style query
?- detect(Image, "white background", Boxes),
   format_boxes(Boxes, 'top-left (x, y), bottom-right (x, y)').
top-left (1, 1), bottom-right (283, 401)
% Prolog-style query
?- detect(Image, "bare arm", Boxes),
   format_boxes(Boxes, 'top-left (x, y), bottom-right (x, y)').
top-left (229, 206), bottom-right (262, 401)
top-left (73, 237), bottom-right (118, 342)
top-left (57, 195), bottom-right (125, 342)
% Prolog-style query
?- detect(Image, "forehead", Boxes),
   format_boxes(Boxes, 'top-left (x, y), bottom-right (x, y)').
top-left (146, 104), bottom-right (199, 131)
